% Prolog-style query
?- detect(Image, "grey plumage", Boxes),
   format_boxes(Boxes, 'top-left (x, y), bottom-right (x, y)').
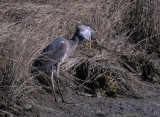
top-left (33, 24), bottom-right (99, 102)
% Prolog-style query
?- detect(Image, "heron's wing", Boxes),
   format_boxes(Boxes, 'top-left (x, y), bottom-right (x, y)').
top-left (41, 38), bottom-right (68, 63)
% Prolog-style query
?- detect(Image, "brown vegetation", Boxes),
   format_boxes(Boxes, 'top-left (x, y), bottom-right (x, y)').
top-left (0, 0), bottom-right (160, 116)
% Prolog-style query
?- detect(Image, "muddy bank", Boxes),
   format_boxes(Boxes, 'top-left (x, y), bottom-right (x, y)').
top-left (39, 83), bottom-right (160, 117)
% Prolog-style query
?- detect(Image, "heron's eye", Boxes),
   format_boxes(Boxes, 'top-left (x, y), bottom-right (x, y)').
top-left (91, 30), bottom-right (94, 32)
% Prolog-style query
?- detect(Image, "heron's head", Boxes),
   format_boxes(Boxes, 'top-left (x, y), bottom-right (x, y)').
top-left (77, 25), bottom-right (100, 49)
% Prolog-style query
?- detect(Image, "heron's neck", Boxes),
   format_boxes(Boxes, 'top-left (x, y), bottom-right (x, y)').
top-left (71, 35), bottom-right (83, 44)
top-left (69, 36), bottom-right (84, 51)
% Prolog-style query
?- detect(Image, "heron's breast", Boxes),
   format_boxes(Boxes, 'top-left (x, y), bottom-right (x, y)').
top-left (61, 53), bottom-right (68, 62)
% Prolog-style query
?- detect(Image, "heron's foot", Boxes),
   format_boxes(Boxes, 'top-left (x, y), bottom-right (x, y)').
top-left (54, 98), bottom-right (58, 102)
top-left (62, 99), bottom-right (66, 103)
top-left (62, 100), bottom-right (75, 104)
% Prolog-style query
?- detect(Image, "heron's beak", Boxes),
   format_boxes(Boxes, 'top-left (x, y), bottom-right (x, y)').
top-left (89, 38), bottom-right (92, 50)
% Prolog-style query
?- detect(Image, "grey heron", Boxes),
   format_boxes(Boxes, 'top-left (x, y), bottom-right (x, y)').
top-left (33, 24), bottom-right (100, 102)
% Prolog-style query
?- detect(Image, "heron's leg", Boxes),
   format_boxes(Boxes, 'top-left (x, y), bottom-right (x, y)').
top-left (56, 63), bottom-right (65, 103)
top-left (51, 66), bottom-right (57, 102)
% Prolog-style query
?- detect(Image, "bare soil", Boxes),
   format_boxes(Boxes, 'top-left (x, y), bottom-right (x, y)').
top-left (39, 82), bottom-right (160, 117)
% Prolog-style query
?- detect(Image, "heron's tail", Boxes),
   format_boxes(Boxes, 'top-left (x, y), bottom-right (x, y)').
top-left (31, 60), bottom-right (42, 74)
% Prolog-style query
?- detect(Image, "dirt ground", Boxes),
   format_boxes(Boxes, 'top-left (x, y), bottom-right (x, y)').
top-left (39, 82), bottom-right (160, 117)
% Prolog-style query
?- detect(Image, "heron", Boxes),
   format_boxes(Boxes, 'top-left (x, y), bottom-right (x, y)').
top-left (33, 24), bottom-right (100, 102)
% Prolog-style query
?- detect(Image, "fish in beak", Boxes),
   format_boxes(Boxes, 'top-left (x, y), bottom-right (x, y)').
top-left (90, 31), bottom-right (100, 49)
top-left (93, 38), bottom-right (100, 45)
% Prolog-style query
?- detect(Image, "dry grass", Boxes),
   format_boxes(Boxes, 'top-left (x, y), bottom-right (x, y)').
top-left (0, 0), bottom-right (160, 116)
